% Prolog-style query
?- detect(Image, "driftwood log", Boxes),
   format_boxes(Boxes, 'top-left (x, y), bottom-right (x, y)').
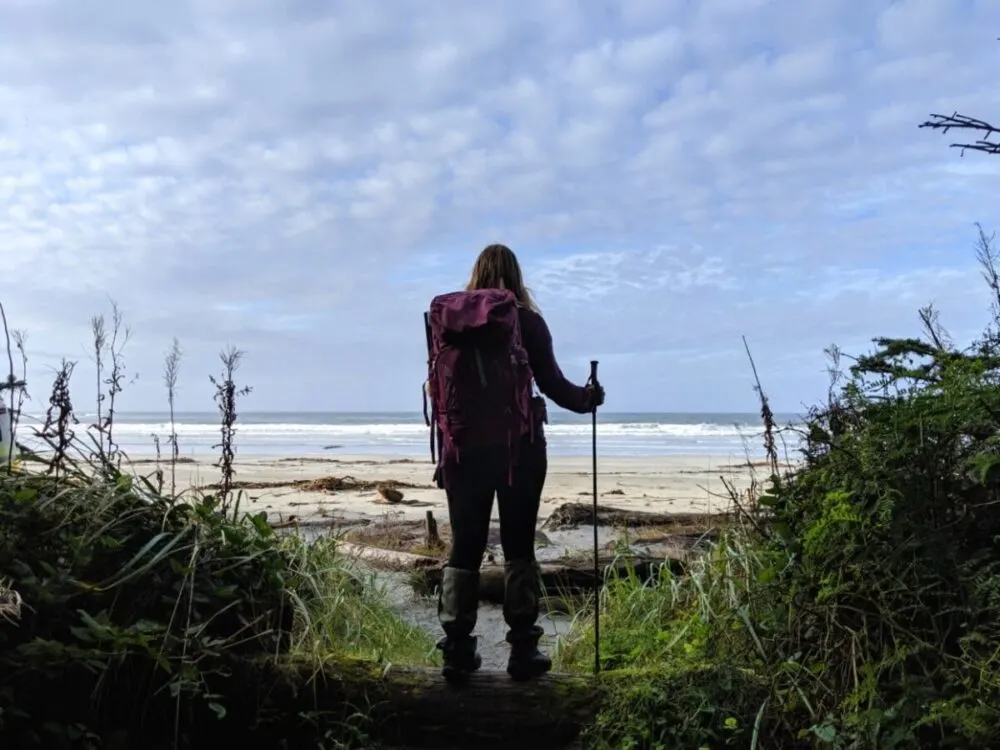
top-left (638, 529), bottom-right (720, 548)
top-left (542, 502), bottom-right (731, 530)
top-left (335, 541), bottom-right (441, 570)
top-left (411, 555), bottom-right (684, 602)
top-left (213, 657), bottom-right (600, 749)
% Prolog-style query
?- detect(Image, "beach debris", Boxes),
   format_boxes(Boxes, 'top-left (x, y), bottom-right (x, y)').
top-left (541, 501), bottom-right (731, 530)
top-left (301, 475), bottom-right (365, 492)
top-left (198, 475), bottom-right (428, 493)
top-left (375, 483), bottom-right (404, 504)
top-left (576, 487), bottom-right (626, 497)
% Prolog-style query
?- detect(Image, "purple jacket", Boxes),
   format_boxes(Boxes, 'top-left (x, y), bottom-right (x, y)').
top-left (519, 307), bottom-right (592, 416)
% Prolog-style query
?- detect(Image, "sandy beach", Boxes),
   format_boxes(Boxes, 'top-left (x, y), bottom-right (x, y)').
top-left (129, 452), bottom-right (770, 526)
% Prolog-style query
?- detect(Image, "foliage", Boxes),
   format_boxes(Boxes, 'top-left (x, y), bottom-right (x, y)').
top-left (559, 227), bottom-right (1000, 749)
top-left (754, 302), bottom-right (1000, 748)
top-left (0, 454), bottom-right (290, 747)
top-left (0, 307), bottom-right (432, 749)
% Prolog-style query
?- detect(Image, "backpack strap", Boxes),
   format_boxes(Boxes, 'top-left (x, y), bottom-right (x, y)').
top-left (422, 311), bottom-right (438, 465)
top-left (422, 379), bottom-right (436, 464)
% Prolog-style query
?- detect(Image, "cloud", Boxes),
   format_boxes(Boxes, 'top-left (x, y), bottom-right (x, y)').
top-left (0, 0), bottom-right (999, 415)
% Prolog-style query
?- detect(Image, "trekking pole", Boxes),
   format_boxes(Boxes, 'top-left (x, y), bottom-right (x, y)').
top-left (589, 359), bottom-right (600, 676)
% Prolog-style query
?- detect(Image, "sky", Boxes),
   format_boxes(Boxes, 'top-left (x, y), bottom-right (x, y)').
top-left (2, 0), bottom-right (1000, 416)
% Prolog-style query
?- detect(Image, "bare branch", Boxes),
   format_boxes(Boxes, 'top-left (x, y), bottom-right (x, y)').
top-left (918, 304), bottom-right (952, 351)
top-left (919, 112), bottom-right (1000, 156)
top-left (91, 313), bottom-right (107, 451)
top-left (975, 223), bottom-right (1000, 314)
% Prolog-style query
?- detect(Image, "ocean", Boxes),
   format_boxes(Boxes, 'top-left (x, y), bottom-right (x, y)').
top-left (18, 411), bottom-right (803, 459)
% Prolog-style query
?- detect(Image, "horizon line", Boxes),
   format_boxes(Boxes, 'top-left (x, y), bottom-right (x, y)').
top-left (57, 408), bottom-right (803, 417)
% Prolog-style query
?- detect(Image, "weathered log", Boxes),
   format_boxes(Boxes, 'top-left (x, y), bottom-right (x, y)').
top-left (632, 529), bottom-right (720, 547)
top-left (218, 657), bottom-right (599, 749)
top-left (410, 556), bottom-right (684, 602)
top-left (335, 540), bottom-right (441, 570)
top-left (271, 515), bottom-right (369, 530)
top-left (542, 502), bottom-right (731, 530)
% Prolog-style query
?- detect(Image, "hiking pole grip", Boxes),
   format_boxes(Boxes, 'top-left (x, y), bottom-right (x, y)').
top-left (590, 359), bottom-right (600, 675)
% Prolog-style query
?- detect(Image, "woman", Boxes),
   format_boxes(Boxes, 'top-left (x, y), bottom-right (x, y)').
top-left (435, 243), bottom-right (605, 681)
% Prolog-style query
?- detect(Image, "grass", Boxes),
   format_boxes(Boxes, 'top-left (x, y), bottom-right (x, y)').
top-left (284, 534), bottom-right (436, 666)
top-left (553, 526), bottom-right (773, 748)
top-left (0, 300), bottom-right (434, 749)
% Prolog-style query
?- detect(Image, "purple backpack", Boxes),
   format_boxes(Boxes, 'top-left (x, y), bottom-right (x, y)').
top-left (424, 289), bottom-right (534, 474)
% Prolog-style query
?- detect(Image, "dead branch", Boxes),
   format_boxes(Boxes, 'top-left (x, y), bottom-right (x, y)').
top-left (919, 112), bottom-right (1000, 156)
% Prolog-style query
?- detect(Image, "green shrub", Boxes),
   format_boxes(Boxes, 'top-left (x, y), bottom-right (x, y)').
top-left (0, 457), bottom-right (434, 748)
top-left (560, 229), bottom-right (1000, 749)
top-left (756, 334), bottom-right (1000, 748)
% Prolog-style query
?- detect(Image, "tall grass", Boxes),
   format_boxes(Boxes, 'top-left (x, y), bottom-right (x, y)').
top-left (555, 523), bottom-right (775, 749)
top-left (285, 536), bottom-right (434, 666)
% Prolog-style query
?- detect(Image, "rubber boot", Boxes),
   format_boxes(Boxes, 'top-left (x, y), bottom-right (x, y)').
top-left (436, 566), bottom-right (482, 681)
top-left (503, 559), bottom-right (552, 681)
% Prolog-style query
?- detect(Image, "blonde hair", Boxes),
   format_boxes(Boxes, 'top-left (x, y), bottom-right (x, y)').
top-left (466, 244), bottom-right (540, 313)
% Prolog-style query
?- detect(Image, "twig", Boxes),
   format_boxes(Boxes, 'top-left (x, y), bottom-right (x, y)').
top-left (720, 475), bottom-right (770, 539)
top-left (91, 313), bottom-right (107, 460)
top-left (210, 345), bottom-right (252, 520)
top-left (919, 112), bottom-right (1000, 156)
top-left (0, 302), bottom-right (26, 472)
top-left (164, 338), bottom-right (182, 497)
top-left (10, 330), bottom-right (28, 458)
top-left (742, 335), bottom-right (779, 480)
top-left (103, 300), bottom-right (131, 469)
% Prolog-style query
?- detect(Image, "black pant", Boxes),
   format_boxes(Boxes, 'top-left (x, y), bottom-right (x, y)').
top-left (444, 439), bottom-right (548, 571)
